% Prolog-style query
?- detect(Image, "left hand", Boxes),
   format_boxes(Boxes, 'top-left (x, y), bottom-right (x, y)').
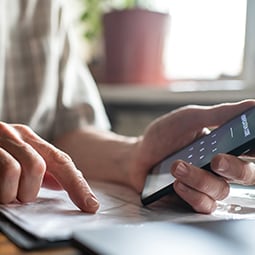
top-left (0, 123), bottom-right (99, 213)
top-left (130, 99), bottom-right (255, 213)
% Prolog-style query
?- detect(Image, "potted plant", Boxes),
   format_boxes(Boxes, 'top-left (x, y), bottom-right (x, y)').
top-left (80, 0), bottom-right (170, 85)
top-left (80, 0), bottom-right (137, 42)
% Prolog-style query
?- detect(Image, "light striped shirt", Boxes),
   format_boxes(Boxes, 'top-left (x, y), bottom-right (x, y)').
top-left (0, 0), bottom-right (110, 142)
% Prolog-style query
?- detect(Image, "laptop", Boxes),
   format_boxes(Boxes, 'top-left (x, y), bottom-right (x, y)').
top-left (72, 219), bottom-right (255, 255)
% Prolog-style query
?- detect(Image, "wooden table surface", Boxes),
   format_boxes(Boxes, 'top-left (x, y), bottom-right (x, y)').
top-left (0, 233), bottom-right (82, 255)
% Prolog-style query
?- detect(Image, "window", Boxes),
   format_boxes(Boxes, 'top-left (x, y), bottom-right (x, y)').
top-left (152, 0), bottom-right (248, 82)
top-left (242, 0), bottom-right (255, 88)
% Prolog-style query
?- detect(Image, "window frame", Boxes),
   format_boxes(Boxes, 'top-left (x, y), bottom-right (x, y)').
top-left (242, 0), bottom-right (255, 89)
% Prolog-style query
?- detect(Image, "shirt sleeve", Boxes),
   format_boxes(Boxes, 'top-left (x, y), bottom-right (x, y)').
top-left (52, 1), bottom-right (111, 140)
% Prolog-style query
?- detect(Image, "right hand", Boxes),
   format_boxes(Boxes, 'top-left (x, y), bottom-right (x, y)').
top-left (0, 122), bottom-right (99, 213)
top-left (130, 99), bottom-right (255, 213)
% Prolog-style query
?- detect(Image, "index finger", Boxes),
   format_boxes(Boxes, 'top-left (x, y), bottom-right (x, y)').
top-left (211, 154), bottom-right (255, 185)
top-left (14, 125), bottom-right (99, 213)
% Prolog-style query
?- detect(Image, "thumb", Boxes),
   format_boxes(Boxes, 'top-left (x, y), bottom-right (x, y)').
top-left (198, 100), bottom-right (255, 128)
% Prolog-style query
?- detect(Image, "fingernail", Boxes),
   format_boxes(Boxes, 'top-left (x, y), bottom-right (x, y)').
top-left (86, 196), bottom-right (99, 208)
top-left (175, 162), bottom-right (188, 177)
top-left (217, 158), bottom-right (229, 172)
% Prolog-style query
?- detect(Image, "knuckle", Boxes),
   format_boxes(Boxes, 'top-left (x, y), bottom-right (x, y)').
top-left (0, 121), bottom-right (7, 132)
top-left (0, 121), bottom-right (10, 131)
top-left (0, 151), bottom-right (21, 177)
top-left (237, 165), bottom-right (252, 184)
top-left (48, 147), bottom-right (73, 165)
top-left (214, 181), bottom-right (230, 200)
top-left (0, 122), bottom-right (16, 138)
top-left (12, 124), bottom-right (37, 141)
top-left (196, 180), bottom-right (210, 192)
top-left (72, 170), bottom-right (86, 188)
top-left (195, 175), bottom-right (230, 201)
top-left (26, 145), bottom-right (46, 168)
top-left (18, 142), bottom-right (46, 171)
top-left (242, 162), bottom-right (255, 185)
top-left (13, 124), bottom-right (33, 134)
top-left (192, 196), bottom-right (206, 211)
top-left (0, 161), bottom-right (20, 204)
top-left (192, 196), bottom-right (215, 214)
top-left (0, 122), bottom-right (32, 139)
top-left (26, 154), bottom-right (46, 177)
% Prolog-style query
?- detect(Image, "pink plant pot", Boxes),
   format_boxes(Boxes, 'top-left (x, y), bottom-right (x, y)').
top-left (103, 8), bottom-right (170, 85)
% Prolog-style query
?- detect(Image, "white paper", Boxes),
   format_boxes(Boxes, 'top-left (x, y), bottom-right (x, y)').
top-left (1, 181), bottom-right (255, 241)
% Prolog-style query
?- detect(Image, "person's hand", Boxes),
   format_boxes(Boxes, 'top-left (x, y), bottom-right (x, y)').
top-left (131, 99), bottom-right (255, 214)
top-left (0, 123), bottom-right (99, 213)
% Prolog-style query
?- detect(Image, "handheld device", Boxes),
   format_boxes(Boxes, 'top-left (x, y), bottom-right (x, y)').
top-left (141, 106), bottom-right (255, 206)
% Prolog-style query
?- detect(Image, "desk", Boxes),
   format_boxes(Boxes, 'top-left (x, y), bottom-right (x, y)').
top-left (0, 233), bottom-right (81, 255)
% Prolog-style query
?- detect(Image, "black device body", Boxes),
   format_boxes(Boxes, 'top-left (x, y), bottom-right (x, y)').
top-left (141, 106), bottom-right (255, 205)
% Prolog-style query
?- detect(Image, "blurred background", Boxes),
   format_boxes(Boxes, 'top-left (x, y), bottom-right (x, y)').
top-left (69, 0), bottom-right (255, 136)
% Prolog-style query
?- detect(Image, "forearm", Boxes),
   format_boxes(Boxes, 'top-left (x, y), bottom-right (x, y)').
top-left (53, 127), bottom-right (139, 187)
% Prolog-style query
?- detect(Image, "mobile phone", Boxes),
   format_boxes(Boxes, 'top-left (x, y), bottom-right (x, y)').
top-left (141, 106), bottom-right (255, 206)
